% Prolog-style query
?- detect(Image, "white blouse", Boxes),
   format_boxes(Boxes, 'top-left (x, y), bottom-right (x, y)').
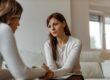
top-left (44, 36), bottom-right (82, 78)
top-left (0, 23), bottom-right (46, 80)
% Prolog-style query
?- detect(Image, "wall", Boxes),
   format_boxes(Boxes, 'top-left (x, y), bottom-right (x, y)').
top-left (16, 0), bottom-right (90, 52)
top-left (70, 0), bottom-right (110, 59)
top-left (71, 0), bottom-right (90, 51)
top-left (15, 0), bottom-right (71, 53)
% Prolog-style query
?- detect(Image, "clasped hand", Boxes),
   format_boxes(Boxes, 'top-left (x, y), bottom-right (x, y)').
top-left (32, 63), bottom-right (54, 80)
top-left (40, 63), bottom-right (54, 80)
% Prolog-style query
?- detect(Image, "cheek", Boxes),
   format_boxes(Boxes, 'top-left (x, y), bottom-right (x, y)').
top-left (9, 20), bottom-right (19, 31)
top-left (10, 21), bottom-right (16, 28)
top-left (48, 28), bottom-right (52, 34)
top-left (57, 25), bottom-right (64, 33)
top-left (11, 20), bottom-right (19, 27)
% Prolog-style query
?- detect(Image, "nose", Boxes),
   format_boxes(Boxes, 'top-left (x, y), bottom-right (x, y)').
top-left (51, 26), bottom-right (55, 31)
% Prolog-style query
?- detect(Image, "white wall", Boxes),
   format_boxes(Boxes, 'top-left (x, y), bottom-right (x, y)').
top-left (16, 0), bottom-right (95, 52)
top-left (15, 0), bottom-right (71, 53)
top-left (71, 0), bottom-right (90, 51)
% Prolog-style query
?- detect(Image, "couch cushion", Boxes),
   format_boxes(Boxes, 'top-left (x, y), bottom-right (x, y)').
top-left (101, 60), bottom-right (110, 78)
top-left (80, 62), bottom-right (103, 78)
top-left (80, 51), bottom-right (102, 62)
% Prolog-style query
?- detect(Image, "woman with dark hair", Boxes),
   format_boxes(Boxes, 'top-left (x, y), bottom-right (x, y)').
top-left (44, 12), bottom-right (84, 80)
top-left (0, 0), bottom-right (50, 80)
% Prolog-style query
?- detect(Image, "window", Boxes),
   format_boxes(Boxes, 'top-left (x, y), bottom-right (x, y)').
top-left (89, 14), bottom-right (102, 49)
top-left (105, 17), bottom-right (110, 50)
top-left (89, 14), bottom-right (110, 50)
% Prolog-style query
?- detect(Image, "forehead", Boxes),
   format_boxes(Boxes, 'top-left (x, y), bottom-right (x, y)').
top-left (49, 18), bottom-right (59, 24)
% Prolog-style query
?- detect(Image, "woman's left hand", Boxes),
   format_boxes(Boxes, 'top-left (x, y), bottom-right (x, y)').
top-left (40, 63), bottom-right (54, 79)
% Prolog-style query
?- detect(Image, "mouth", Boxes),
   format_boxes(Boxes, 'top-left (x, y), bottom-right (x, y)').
top-left (52, 31), bottom-right (57, 34)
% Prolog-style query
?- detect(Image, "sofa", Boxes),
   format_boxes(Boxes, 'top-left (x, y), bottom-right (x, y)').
top-left (80, 51), bottom-right (110, 80)
top-left (6, 50), bottom-right (110, 80)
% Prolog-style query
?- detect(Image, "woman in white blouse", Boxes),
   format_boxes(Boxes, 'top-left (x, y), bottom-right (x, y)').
top-left (0, 0), bottom-right (48, 80)
top-left (44, 12), bottom-right (84, 80)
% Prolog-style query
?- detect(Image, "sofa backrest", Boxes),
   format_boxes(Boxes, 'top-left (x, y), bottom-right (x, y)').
top-left (80, 51), bottom-right (102, 62)
top-left (80, 51), bottom-right (104, 78)
top-left (80, 62), bottom-right (104, 78)
top-left (18, 50), bottom-right (104, 79)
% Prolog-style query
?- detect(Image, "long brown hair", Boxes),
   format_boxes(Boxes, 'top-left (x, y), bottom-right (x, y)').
top-left (47, 12), bottom-right (71, 60)
top-left (0, 0), bottom-right (23, 23)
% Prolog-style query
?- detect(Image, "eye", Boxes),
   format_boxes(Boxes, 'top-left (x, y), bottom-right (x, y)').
top-left (48, 25), bottom-right (51, 28)
top-left (53, 23), bottom-right (58, 26)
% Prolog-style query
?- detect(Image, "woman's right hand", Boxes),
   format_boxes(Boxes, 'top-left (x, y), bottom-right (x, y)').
top-left (40, 63), bottom-right (54, 79)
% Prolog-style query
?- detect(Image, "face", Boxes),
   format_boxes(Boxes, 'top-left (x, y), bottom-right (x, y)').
top-left (48, 18), bottom-right (65, 37)
top-left (8, 15), bottom-right (21, 33)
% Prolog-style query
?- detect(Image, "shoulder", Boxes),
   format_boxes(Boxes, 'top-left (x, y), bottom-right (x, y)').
top-left (0, 23), bottom-right (13, 43)
top-left (68, 36), bottom-right (81, 46)
top-left (0, 23), bottom-right (12, 34)
top-left (44, 40), bottom-right (51, 47)
top-left (69, 36), bottom-right (81, 44)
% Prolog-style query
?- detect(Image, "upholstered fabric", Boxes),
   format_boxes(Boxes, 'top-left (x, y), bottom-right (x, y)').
top-left (101, 61), bottom-right (110, 78)
top-left (80, 51), bottom-right (102, 62)
top-left (80, 62), bottom-right (103, 78)
top-left (7, 50), bottom-right (109, 80)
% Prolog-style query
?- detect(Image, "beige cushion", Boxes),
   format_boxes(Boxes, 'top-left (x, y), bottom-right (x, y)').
top-left (101, 61), bottom-right (110, 78)
top-left (80, 62), bottom-right (103, 78)
top-left (80, 51), bottom-right (102, 62)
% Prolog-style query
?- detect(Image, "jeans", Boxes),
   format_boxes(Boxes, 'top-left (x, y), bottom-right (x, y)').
top-left (48, 75), bottom-right (84, 80)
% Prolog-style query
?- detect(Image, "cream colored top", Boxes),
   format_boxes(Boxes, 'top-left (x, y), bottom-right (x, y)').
top-left (0, 23), bottom-right (46, 80)
top-left (44, 36), bottom-right (82, 78)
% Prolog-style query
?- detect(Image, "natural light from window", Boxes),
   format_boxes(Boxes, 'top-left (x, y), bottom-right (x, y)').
top-left (105, 17), bottom-right (110, 50)
top-left (89, 21), bottom-right (102, 49)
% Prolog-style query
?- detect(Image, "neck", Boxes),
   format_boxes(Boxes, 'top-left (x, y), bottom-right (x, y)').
top-left (57, 33), bottom-right (69, 48)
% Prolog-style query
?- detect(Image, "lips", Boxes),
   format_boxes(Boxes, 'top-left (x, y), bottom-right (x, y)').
top-left (52, 31), bottom-right (57, 34)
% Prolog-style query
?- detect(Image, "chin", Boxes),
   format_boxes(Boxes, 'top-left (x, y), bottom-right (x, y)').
top-left (13, 30), bottom-right (16, 33)
top-left (13, 31), bottom-right (15, 33)
top-left (52, 34), bottom-right (57, 37)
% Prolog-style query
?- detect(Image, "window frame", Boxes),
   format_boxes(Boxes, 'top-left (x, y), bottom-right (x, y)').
top-left (89, 13), bottom-right (110, 52)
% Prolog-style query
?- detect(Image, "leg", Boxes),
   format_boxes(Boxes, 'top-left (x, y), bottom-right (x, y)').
top-left (65, 75), bottom-right (84, 80)
top-left (0, 69), bottom-right (13, 80)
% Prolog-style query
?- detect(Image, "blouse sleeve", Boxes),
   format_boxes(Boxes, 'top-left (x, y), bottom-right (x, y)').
top-left (44, 41), bottom-right (57, 70)
top-left (53, 41), bottom-right (82, 78)
top-left (0, 24), bottom-right (46, 79)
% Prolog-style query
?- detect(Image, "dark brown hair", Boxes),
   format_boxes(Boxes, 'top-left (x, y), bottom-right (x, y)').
top-left (0, 0), bottom-right (23, 23)
top-left (47, 12), bottom-right (71, 60)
